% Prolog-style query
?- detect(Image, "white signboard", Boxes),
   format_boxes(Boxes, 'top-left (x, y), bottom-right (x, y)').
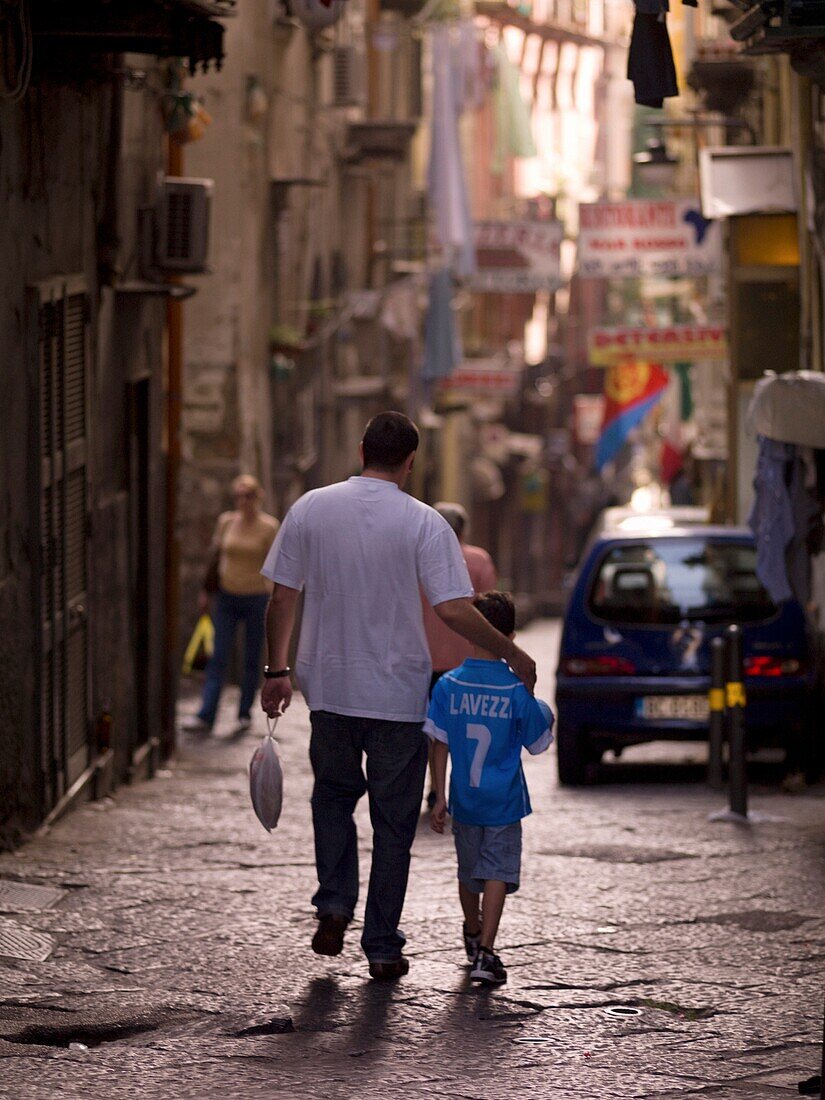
top-left (440, 360), bottom-right (522, 396)
top-left (698, 147), bottom-right (796, 219)
top-left (577, 200), bottom-right (722, 278)
top-left (470, 220), bottom-right (564, 293)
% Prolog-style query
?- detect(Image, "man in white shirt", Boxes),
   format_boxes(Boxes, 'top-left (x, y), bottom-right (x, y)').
top-left (260, 412), bottom-right (536, 981)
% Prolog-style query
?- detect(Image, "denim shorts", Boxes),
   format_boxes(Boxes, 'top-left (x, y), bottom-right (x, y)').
top-left (452, 821), bottom-right (522, 894)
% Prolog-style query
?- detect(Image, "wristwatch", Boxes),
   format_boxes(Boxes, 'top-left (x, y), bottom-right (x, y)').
top-left (263, 665), bottom-right (291, 678)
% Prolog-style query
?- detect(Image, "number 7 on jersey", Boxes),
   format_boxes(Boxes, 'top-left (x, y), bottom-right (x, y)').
top-left (466, 723), bottom-right (492, 788)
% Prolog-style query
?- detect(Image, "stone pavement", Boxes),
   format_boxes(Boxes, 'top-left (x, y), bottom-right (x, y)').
top-left (0, 619), bottom-right (823, 1099)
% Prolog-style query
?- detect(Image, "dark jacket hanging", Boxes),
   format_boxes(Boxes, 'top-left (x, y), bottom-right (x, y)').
top-left (627, 0), bottom-right (696, 109)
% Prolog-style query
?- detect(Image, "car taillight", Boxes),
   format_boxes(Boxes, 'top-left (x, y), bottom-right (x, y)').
top-left (561, 656), bottom-right (636, 676)
top-left (744, 656), bottom-right (802, 677)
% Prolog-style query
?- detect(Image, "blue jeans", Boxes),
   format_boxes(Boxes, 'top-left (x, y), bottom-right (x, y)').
top-left (198, 589), bottom-right (269, 725)
top-left (309, 711), bottom-right (428, 963)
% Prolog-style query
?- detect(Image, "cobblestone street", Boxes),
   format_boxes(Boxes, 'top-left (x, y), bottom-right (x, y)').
top-left (0, 619), bottom-right (823, 1099)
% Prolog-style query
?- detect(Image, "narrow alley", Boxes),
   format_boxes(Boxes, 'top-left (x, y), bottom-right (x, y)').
top-left (0, 620), bottom-right (822, 1099)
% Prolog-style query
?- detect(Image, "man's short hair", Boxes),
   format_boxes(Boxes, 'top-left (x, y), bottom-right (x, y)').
top-left (434, 501), bottom-right (468, 540)
top-left (361, 411), bottom-right (419, 471)
top-left (473, 591), bottom-right (515, 636)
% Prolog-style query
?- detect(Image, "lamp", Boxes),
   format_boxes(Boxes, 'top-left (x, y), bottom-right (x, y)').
top-left (632, 136), bottom-right (680, 189)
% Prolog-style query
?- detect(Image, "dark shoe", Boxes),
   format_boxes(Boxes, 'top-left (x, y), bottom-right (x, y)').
top-left (470, 948), bottom-right (507, 985)
top-left (231, 717), bottom-right (252, 737)
top-left (180, 716), bottom-right (213, 736)
top-left (311, 914), bottom-right (349, 957)
top-left (368, 957), bottom-right (409, 981)
top-left (462, 923), bottom-right (481, 963)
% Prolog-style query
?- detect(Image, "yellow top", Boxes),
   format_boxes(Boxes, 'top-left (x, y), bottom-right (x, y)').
top-left (215, 510), bottom-right (280, 596)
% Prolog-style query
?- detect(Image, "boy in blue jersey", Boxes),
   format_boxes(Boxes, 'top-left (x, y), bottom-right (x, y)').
top-left (425, 591), bottom-right (554, 985)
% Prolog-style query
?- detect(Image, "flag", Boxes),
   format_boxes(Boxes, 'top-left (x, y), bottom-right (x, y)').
top-left (660, 366), bottom-right (686, 484)
top-left (661, 433), bottom-right (684, 484)
top-left (596, 362), bottom-right (670, 470)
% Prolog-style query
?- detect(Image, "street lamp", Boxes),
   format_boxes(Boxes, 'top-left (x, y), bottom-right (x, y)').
top-left (632, 136), bottom-right (680, 189)
top-left (632, 116), bottom-right (756, 189)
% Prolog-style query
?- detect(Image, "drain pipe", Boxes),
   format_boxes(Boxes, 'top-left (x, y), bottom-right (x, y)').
top-left (162, 136), bottom-right (184, 757)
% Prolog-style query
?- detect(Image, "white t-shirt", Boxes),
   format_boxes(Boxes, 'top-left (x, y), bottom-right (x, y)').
top-left (261, 476), bottom-right (473, 721)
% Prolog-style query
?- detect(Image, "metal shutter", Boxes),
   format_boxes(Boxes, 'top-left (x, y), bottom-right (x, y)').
top-left (32, 276), bottom-right (92, 806)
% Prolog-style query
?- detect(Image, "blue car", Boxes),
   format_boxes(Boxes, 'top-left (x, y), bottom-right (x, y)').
top-left (555, 525), bottom-right (813, 785)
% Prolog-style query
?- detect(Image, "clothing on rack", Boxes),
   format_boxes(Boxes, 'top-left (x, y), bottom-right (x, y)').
top-left (748, 437), bottom-right (795, 603)
top-left (786, 446), bottom-right (822, 605)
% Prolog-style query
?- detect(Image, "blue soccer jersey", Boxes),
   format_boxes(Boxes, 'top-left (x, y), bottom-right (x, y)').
top-left (424, 658), bottom-right (554, 826)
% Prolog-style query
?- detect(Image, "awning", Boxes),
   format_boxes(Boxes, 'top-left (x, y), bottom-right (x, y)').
top-left (747, 371), bottom-right (825, 448)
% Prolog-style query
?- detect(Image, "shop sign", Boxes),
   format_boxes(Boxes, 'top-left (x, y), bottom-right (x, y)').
top-left (441, 360), bottom-right (522, 396)
top-left (577, 201), bottom-right (722, 278)
top-left (589, 324), bottom-right (728, 365)
top-left (470, 220), bottom-right (564, 293)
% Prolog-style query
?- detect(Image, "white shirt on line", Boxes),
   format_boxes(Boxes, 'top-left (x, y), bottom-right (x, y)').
top-left (261, 476), bottom-right (474, 722)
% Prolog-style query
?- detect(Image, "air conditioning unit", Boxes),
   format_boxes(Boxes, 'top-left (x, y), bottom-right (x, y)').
top-left (155, 176), bottom-right (213, 274)
top-left (333, 45), bottom-right (366, 108)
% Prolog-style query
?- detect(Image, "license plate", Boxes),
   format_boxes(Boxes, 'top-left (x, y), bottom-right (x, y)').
top-left (638, 695), bottom-right (709, 721)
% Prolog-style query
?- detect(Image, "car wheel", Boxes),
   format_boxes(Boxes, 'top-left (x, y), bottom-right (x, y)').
top-left (556, 725), bottom-right (594, 786)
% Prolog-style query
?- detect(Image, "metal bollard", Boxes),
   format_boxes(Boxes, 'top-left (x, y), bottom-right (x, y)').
top-left (708, 636), bottom-right (726, 789)
top-left (725, 624), bottom-right (748, 818)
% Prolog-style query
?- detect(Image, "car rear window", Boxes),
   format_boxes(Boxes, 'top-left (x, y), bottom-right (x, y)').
top-left (588, 539), bottom-right (777, 625)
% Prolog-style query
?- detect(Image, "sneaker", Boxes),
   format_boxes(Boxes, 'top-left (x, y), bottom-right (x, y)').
top-left (368, 957), bottom-right (409, 982)
top-left (180, 716), bottom-right (212, 735)
top-left (470, 948), bottom-right (507, 985)
top-left (462, 923), bottom-right (481, 963)
top-left (311, 913), bottom-right (349, 957)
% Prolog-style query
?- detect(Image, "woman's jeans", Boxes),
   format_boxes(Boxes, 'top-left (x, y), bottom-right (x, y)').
top-left (309, 710), bottom-right (428, 963)
top-left (198, 589), bottom-right (269, 725)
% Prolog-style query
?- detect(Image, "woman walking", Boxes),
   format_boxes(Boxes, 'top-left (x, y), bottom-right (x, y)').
top-left (182, 475), bottom-right (279, 735)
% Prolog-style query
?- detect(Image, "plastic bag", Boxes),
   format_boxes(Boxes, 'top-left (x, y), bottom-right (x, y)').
top-left (181, 614), bottom-right (214, 675)
top-left (249, 717), bottom-right (283, 832)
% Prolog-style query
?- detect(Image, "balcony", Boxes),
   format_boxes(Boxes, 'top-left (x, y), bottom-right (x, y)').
top-left (727, 0), bottom-right (825, 82)
top-left (342, 121), bottom-right (418, 164)
top-left (31, 0), bottom-right (235, 72)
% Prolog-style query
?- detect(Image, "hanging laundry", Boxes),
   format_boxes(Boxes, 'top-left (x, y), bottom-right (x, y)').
top-left (748, 437), bottom-right (795, 604)
top-left (492, 42), bottom-right (537, 174)
top-left (455, 21), bottom-right (485, 113)
top-left (422, 268), bottom-right (462, 381)
top-left (627, 11), bottom-right (678, 109)
top-left (428, 25), bottom-right (476, 278)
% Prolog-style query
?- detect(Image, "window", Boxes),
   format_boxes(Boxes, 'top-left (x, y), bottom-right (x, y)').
top-left (588, 539), bottom-right (776, 626)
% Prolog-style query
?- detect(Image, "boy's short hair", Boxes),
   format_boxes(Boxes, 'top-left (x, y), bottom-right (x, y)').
top-left (473, 591), bottom-right (515, 636)
top-left (361, 411), bottom-right (419, 471)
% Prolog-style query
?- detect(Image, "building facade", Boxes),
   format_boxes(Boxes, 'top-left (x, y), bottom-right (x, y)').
top-left (0, 1), bottom-right (229, 844)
